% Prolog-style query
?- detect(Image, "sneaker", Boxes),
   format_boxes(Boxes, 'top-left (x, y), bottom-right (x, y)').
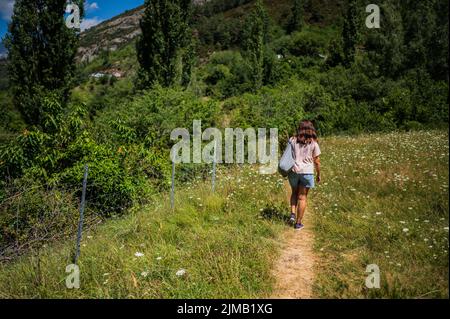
top-left (289, 213), bottom-right (296, 223)
top-left (294, 223), bottom-right (304, 230)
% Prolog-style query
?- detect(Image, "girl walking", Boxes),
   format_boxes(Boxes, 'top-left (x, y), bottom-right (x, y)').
top-left (288, 120), bottom-right (321, 230)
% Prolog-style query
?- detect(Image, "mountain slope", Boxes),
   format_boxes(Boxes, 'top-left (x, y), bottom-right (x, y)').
top-left (78, 5), bottom-right (144, 63)
top-left (77, 0), bottom-right (344, 63)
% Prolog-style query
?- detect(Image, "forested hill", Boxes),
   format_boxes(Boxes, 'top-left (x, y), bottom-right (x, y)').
top-left (0, 1), bottom-right (448, 299)
top-left (78, 0), bottom-right (344, 62)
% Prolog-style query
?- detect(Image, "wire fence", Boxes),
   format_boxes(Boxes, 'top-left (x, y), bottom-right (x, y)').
top-left (0, 179), bottom-right (101, 262)
top-left (0, 161), bottom-right (216, 263)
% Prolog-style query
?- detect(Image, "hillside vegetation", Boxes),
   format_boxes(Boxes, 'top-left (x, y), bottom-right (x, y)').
top-left (0, 0), bottom-right (448, 299)
top-left (0, 130), bottom-right (447, 298)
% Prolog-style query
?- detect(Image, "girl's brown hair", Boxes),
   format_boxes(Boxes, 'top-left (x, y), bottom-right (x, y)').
top-left (296, 120), bottom-right (318, 145)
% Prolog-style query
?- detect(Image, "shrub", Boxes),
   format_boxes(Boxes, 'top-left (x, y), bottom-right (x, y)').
top-left (95, 86), bottom-right (221, 147)
top-left (201, 51), bottom-right (252, 98)
top-left (0, 180), bottom-right (82, 253)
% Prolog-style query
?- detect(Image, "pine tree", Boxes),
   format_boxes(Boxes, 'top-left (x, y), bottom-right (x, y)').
top-left (342, 0), bottom-right (358, 67)
top-left (5, 0), bottom-right (83, 127)
top-left (242, 0), bottom-right (268, 91)
top-left (287, 0), bottom-right (304, 34)
top-left (136, 0), bottom-right (193, 89)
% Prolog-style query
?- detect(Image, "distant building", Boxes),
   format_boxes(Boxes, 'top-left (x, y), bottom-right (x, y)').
top-left (90, 72), bottom-right (107, 78)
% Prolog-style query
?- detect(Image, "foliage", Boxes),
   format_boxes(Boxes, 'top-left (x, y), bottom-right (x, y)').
top-left (287, 0), bottom-right (305, 33)
top-left (364, 0), bottom-right (404, 78)
top-left (4, 0), bottom-right (84, 127)
top-left (400, 0), bottom-right (449, 81)
top-left (242, 0), bottom-right (269, 91)
top-left (136, 0), bottom-right (193, 88)
top-left (94, 86), bottom-right (220, 146)
top-left (0, 0), bottom-right (448, 275)
top-left (200, 51), bottom-right (252, 98)
top-left (342, 0), bottom-right (358, 66)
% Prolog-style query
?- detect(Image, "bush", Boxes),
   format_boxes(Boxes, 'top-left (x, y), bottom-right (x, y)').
top-left (201, 51), bottom-right (252, 98)
top-left (402, 121), bottom-right (424, 131)
top-left (58, 157), bottom-right (137, 216)
top-left (272, 30), bottom-right (327, 58)
top-left (0, 179), bottom-right (82, 253)
top-left (95, 86), bottom-right (221, 146)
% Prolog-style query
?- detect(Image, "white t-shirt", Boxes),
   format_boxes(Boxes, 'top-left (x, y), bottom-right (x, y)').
top-left (291, 139), bottom-right (321, 174)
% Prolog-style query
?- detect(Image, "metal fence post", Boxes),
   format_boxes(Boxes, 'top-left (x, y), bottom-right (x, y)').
top-left (170, 161), bottom-right (175, 210)
top-left (74, 164), bottom-right (88, 265)
top-left (212, 140), bottom-right (217, 192)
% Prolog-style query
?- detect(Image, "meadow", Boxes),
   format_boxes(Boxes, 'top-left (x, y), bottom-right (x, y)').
top-left (0, 165), bottom-right (287, 298)
top-left (0, 129), bottom-right (447, 298)
top-left (313, 130), bottom-right (449, 298)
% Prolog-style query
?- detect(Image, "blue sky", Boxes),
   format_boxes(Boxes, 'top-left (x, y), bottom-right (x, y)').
top-left (0, 0), bottom-right (144, 42)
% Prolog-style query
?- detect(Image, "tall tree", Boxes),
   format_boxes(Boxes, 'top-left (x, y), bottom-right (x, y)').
top-left (342, 0), bottom-right (358, 66)
top-left (242, 0), bottom-right (268, 91)
top-left (287, 0), bottom-right (304, 34)
top-left (400, 0), bottom-right (448, 81)
top-left (5, 0), bottom-right (84, 128)
top-left (136, 0), bottom-right (193, 89)
top-left (365, 0), bottom-right (404, 77)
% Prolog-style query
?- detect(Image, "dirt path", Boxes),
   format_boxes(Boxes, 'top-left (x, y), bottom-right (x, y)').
top-left (270, 182), bottom-right (316, 299)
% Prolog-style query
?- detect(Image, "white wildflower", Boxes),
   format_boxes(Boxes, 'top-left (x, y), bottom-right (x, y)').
top-left (176, 269), bottom-right (186, 277)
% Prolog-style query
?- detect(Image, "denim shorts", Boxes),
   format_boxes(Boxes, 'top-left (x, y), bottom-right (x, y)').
top-left (288, 172), bottom-right (315, 189)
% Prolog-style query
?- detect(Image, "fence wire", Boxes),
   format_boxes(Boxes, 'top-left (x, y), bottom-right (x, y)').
top-left (0, 161), bottom-right (216, 263)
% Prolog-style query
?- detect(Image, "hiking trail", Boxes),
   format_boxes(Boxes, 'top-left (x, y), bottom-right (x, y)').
top-left (270, 181), bottom-right (316, 299)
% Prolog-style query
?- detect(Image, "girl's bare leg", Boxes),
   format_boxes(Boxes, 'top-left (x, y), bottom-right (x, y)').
top-left (296, 186), bottom-right (309, 224)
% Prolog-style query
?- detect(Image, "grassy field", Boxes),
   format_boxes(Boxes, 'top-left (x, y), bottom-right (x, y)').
top-left (313, 130), bottom-right (449, 298)
top-left (0, 130), bottom-right (448, 298)
top-left (0, 166), bottom-right (287, 298)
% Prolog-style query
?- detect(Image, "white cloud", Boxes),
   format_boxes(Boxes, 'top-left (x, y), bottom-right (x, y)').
top-left (0, 1), bottom-right (100, 22)
top-left (85, 1), bottom-right (99, 11)
top-left (89, 2), bottom-right (99, 10)
top-left (0, 0), bottom-right (15, 21)
top-left (80, 17), bottom-right (103, 31)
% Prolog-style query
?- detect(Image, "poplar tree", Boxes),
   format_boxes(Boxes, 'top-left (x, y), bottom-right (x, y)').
top-left (400, 0), bottom-right (448, 80)
top-left (365, 0), bottom-right (404, 77)
top-left (243, 0), bottom-right (268, 91)
top-left (5, 0), bottom-right (84, 127)
top-left (342, 0), bottom-right (358, 66)
top-left (136, 0), bottom-right (193, 89)
top-left (287, 0), bottom-right (304, 34)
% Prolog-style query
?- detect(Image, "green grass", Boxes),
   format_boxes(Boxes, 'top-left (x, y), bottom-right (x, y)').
top-left (312, 130), bottom-right (449, 298)
top-left (0, 166), bottom-right (286, 298)
top-left (0, 130), bottom-right (448, 298)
